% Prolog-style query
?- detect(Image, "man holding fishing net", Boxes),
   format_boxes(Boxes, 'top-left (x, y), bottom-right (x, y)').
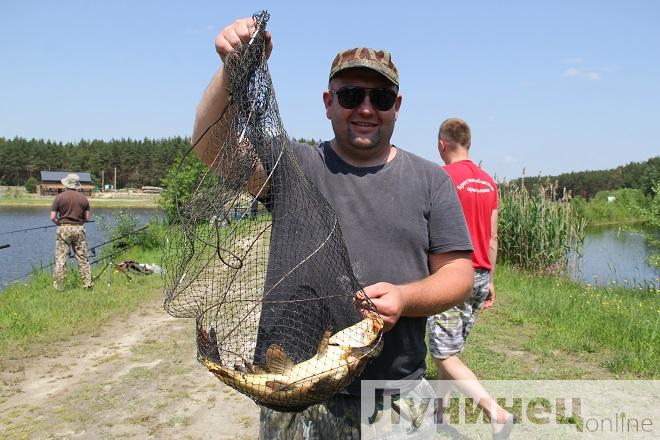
top-left (191, 16), bottom-right (474, 439)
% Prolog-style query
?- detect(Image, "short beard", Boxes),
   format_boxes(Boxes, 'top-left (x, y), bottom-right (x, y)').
top-left (347, 127), bottom-right (382, 150)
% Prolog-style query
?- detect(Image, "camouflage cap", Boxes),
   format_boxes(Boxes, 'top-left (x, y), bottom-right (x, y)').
top-left (329, 48), bottom-right (399, 86)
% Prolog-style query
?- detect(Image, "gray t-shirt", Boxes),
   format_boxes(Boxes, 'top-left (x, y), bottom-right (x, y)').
top-left (291, 141), bottom-right (472, 391)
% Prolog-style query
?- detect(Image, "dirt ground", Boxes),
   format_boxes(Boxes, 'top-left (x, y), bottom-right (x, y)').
top-left (0, 297), bottom-right (260, 439)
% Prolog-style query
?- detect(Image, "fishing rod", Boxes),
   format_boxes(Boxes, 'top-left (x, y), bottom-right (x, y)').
top-left (16, 221), bottom-right (151, 280)
top-left (0, 221), bottom-right (95, 236)
top-left (21, 241), bottom-right (134, 279)
top-left (90, 242), bottom-right (134, 266)
top-left (89, 225), bottom-right (150, 252)
top-left (90, 243), bottom-right (139, 281)
top-left (24, 242), bottom-right (138, 282)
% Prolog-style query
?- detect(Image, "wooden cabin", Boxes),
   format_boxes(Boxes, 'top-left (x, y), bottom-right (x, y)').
top-left (39, 171), bottom-right (94, 196)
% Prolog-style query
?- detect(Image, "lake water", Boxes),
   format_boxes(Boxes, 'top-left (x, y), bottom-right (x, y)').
top-left (1, 208), bottom-right (658, 290)
top-left (0, 206), bottom-right (163, 289)
top-left (568, 224), bottom-right (659, 288)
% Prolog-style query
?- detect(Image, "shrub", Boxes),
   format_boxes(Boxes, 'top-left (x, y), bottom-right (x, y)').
top-left (638, 182), bottom-right (660, 267)
top-left (573, 188), bottom-right (649, 224)
top-left (159, 152), bottom-right (218, 223)
top-left (24, 177), bottom-right (38, 193)
top-left (97, 210), bottom-right (160, 254)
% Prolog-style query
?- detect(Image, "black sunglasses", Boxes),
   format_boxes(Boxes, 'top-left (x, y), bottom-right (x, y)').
top-left (330, 86), bottom-right (398, 111)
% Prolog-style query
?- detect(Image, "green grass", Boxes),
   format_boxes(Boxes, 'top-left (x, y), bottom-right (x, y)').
top-left (3, 223), bottom-right (657, 381)
top-left (498, 265), bottom-right (659, 377)
top-left (0, 246), bottom-right (164, 357)
top-left (0, 193), bottom-right (159, 208)
top-left (427, 264), bottom-right (659, 379)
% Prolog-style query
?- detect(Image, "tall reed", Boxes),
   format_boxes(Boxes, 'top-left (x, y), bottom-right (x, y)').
top-left (498, 179), bottom-right (585, 273)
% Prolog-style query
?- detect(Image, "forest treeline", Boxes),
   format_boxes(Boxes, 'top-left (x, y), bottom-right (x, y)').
top-left (0, 137), bottom-right (189, 189)
top-left (511, 156), bottom-right (659, 199)
top-left (0, 136), bottom-right (319, 189)
top-left (1, 136), bottom-right (656, 197)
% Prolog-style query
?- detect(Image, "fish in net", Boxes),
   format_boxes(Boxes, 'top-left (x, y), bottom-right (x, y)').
top-left (162, 11), bottom-right (383, 412)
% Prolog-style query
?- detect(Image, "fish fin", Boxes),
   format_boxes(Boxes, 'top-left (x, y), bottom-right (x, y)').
top-left (197, 326), bottom-right (221, 363)
top-left (207, 327), bottom-right (221, 362)
top-left (266, 380), bottom-right (292, 392)
top-left (247, 362), bottom-right (266, 374)
top-left (317, 327), bottom-right (332, 356)
top-left (266, 344), bottom-right (294, 374)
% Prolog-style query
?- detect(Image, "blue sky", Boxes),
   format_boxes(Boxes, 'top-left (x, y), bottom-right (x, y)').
top-left (1, 0), bottom-right (658, 180)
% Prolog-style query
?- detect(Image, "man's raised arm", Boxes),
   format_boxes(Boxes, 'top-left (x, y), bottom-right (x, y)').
top-left (191, 17), bottom-right (273, 195)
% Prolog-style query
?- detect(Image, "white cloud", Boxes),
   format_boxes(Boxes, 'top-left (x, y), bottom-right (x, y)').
top-left (503, 156), bottom-right (517, 163)
top-left (562, 67), bottom-right (601, 81)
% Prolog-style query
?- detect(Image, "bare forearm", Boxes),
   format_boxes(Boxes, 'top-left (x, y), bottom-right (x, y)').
top-left (192, 67), bottom-right (232, 166)
top-left (489, 209), bottom-right (499, 279)
top-left (489, 236), bottom-right (497, 276)
top-left (401, 256), bottom-right (473, 317)
top-left (363, 252), bottom-right (473, 331)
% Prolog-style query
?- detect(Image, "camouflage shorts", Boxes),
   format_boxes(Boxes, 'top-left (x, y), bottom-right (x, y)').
top-left (427, 269), bottom-right (490, 359)
top-left (259, 379), bottom-right (436, 439)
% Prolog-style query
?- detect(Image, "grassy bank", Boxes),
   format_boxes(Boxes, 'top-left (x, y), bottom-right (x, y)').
top-left (0, 194), bottom-right (160, 208)
top-left (3, 250), bottom-right (657, 380)
top-left (497, 266), bottom-right (658, 377)
top-left (0, 247), bottom-right (164, 357)
top-left (427, 264), bottom-right (659, 380)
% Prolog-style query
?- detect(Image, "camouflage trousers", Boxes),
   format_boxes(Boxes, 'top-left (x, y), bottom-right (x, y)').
top-left (260, 379), bottom-right (436, 439)
top-left (53, 224), bottom-right (92, 289)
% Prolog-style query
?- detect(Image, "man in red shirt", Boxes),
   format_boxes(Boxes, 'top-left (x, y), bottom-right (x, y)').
top-left (428, 118), bottom-right (513, 438)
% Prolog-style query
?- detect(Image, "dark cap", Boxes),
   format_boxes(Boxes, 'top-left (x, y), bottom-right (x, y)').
top-left (329, 48), bottom-right (399, 86)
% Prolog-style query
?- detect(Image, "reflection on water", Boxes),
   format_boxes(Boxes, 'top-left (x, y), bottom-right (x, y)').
top-left (0, 206), bottom-right (163, 289)
top-left (568, 224), bottom-right (659, 288)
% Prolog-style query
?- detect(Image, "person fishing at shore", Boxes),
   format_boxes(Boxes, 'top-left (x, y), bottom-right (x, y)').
top-left (50, 173), bottom-right (94, 290)
top-left (191, 16), bottom-right (474, 439)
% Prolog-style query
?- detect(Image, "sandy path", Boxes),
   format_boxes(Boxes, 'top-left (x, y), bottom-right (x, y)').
top-left (0, 297), bottom-right (260, 439)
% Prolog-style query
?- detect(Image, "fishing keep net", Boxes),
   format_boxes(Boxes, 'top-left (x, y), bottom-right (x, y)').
top-left (162, 11), bottom-right (383, 412)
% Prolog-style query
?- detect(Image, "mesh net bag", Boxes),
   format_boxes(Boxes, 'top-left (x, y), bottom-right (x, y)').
top-left (163, 11), bottom-right (383, 412)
